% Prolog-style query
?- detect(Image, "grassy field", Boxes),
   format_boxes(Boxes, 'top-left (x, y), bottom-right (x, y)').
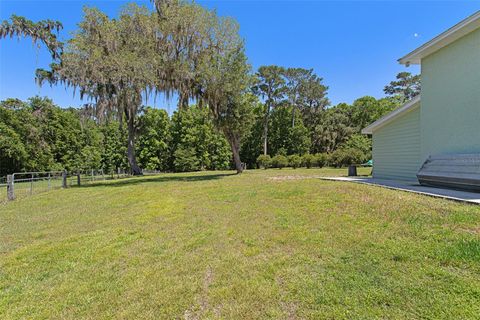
top-left (1, 168), bottom-right (479, 319)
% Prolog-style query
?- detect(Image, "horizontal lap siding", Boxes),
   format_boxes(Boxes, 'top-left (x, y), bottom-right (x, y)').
top-left (372, 106), bottom-right (421, 181)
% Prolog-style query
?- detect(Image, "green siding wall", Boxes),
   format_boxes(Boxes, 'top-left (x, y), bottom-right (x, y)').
top-left (372, 106), bottom-right (421, 180)
top-left (421, 27), bottom-right (480, 161)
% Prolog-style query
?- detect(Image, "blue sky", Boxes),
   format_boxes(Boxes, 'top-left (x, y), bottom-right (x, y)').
top-left (1, 1), bottom-right (479, 112)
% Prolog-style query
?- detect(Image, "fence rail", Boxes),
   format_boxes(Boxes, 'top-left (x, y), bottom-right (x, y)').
top-left (1, 168), bottom-right (160, 203)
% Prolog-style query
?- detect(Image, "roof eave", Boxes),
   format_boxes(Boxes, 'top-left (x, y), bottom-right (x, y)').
top-left (398, 57), bottom-right (420, 66)
top-left (398, 10), bottom-right (480, 66)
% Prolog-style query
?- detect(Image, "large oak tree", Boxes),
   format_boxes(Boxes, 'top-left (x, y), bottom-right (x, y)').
top-left (2, 1), bottom-right (254, 174)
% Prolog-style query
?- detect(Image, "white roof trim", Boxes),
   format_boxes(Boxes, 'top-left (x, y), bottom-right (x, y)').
top-left (362, 96), bottom-right (421, 134)
top-left (399, 11), bottom-right (480, 65)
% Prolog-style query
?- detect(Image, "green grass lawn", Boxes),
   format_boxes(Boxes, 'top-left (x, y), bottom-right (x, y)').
top-left (1, 168), bottom-right (479, 319)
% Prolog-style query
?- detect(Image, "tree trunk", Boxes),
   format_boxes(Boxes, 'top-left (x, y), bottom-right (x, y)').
top-left (263, 102), bottom-right (270, 156)
top-left (227, 133), bottom-right (243, 174)
top-left (126, 112), bottom-right (142, 175)
top-left (177, 92), bottom-right (189, 110)
top-left (291, 106), bottom-right (296, 128)
top-left (263, 121), bottom-right (268, 156)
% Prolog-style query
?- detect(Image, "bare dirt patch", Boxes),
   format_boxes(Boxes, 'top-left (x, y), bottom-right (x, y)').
top-left (457, 226), bottom-right (480, 235)
top-left (184, 267), bottom-right (215, 320)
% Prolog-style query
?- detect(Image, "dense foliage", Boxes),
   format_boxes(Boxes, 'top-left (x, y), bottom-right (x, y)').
top-left (169, 106), bottom-right (232, 172)
top-left (0, 98), bottom-right (231, 176)
top-left (0, 97), bottom-right (110, 174)
top-left (0, 66), bottom-right (413, 176)
top-left (240, 74), bottom-right (404, 168)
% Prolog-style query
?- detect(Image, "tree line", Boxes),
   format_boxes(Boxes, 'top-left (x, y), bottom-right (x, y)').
top-left (0, 69), bottom-right (419, 176)
top-left (0, 1), bottom-right (421, 175)
top-left (0, 97), bottom-right (234, 175)
top-left (241, 68), bottom-right (419, 168)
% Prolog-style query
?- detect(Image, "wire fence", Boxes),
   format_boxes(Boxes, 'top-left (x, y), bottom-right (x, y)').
top-left (65, 169), bottom-right (130, 186)
top-left (1, 168), bottom-right (162, 204)
top-left (13, 171), bottom-right (64, 201)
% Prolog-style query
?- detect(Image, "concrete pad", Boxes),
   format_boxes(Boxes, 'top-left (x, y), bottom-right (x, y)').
top-left (320, 177), bottom-right (480, 205)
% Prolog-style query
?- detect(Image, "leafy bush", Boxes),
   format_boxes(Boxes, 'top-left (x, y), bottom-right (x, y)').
top-left (288, 154), bottom-right (302, 169)
top-left (272, 155), bottom-right (288, 169)
top-left (315, 153), bottom-right (329, 168)
top-left (257, 154), bottom-right (272, 169)
top-left (341, 134), bottom-right (372, 160)
top-left (302, 154), bottom-right (315, 168)
top-left (329, 148), bottom-right (364, 168)
top-left (276, 147), bottom-right (287, 156)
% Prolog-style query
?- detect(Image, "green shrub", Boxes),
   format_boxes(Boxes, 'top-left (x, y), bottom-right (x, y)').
top-left (315, 153), bottom-right (328, 168)
top-left (276, 147), bottom-right (287, 156)
top-left (174, 146), bottom-right (200, 172)
top-left (329, 148), bottom-right (364, 168)
top-left (257, 154), bottom-right (272, 169)
top-left (341, 134), bottom-right (372, 159)
top-left (288, 154), bottom-right (302, 169)
top-left (272, 155), bottom-right (288, 169)
top-left (302, 154), bottom-right (315, 168)
top-left (329, 149), bottom-right (345, 168)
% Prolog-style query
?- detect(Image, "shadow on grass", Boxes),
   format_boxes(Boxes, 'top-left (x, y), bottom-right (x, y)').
top-left (75, 172), bottom-right (236, 188)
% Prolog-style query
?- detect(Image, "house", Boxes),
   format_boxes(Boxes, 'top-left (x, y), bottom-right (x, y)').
top-left (362, 11), bottom-right (480, 183)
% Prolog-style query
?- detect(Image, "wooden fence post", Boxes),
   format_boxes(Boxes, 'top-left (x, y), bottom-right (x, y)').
top-left (7, 175), bottom-right (15, 201)
top-left (77, 174), bottom-right (81, 186)
top-left (62, 170), bottom-right (68, 188)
